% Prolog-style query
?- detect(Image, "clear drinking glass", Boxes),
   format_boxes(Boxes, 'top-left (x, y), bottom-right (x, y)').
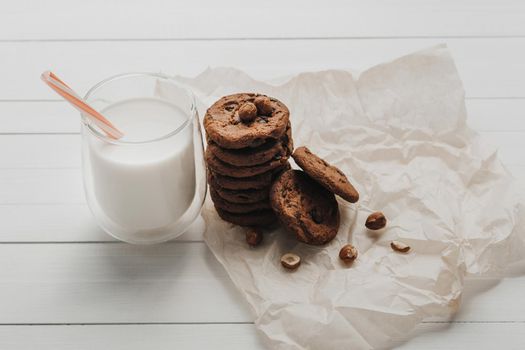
top-left (81, 73), bottom-right (206, 244)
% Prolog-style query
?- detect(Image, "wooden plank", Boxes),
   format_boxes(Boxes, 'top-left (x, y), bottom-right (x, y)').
top-left (0, 134), bottom-right (521, 205)
top-left (0, 165), bottom-right (522, 242)
top-left (0, 140), bottom-right (522, 242)
top-left (455, 277), bottom-right (525, 323)
top-left (0, 243), bottom-right (253, 323)
top-left (2, 0), bottom-right (524, 40)
top-left (480, 132), bottom-right (525, 167)
top-left (0, 242), bottom-right (524, 325)
top-left (0, 169), bottom-right (83, 204)
top-left (0, 101), bottom-right (78, 133)
top-left (0, 135), bottom-right (80, 169)
top-left (0, 324), bottom-right (265, 350)
top-left (509, 165), bottom-right (525, 188)
top-left (0, 204), bottom-right (206, 242)
top-left (1, 322), bottom-right (524, 350)
top-left (2, 131), bottom-right (524, 171)
top-left (0, 161), bottom-right (520, 242)
top-left (466, 99), bottom-right (525, 132)
top-left (2, 99), bottom-right (524, 134)
top-left (395, 323), bottom-right (525, 349)
top-left (0, 204), bottom-right (112, 242)
top-left (2, 38), bottom-right (525, 100)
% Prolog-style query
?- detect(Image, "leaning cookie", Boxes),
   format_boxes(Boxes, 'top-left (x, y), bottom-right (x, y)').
top-left (292, 146), bottom-right (359, 203)
top-left (270, 169), bottom-right (340, 245)
top-left (204, 93), bottom-right (290, 149)
top-left (215, 207), bottom-right (277, 226)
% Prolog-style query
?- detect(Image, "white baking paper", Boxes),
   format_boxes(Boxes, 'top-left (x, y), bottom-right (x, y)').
top-left (175, 44), bottom-right (525, 349)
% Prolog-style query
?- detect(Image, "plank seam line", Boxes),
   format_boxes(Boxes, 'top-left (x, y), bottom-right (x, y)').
top-left (1, 97), bottom-right (525, 103)
top-left (2, 35), bottom-right (525, 43)
top-left (0, 241), bottom-right (205, 244)
top-left (0, 321), bottom-right (523, 326)
top-left (1, 165), bottom-right (523, 174)
top-left (3, 130), bottom-right (525, 136)
top-left (467, 97), bottom-right (525, 100)
top-left (0, 203), bottom-right (87, 206)
top-left (422, 321), bottom-right (525, 324)
top-left (0, 202), bottom-right (87, 205)
top-left (0, 167), bottom-right (79, 170)
top-left (0, 99), bottom-right (63, 103)
top-left (0, 132), bottom-right (79, 135)
top-left (0, 322), bottom-right (254, 326)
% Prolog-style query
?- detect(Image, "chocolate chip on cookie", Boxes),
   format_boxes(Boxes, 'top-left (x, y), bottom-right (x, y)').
top-left (204, 93), bottom-right (289, 149)
top-left (270, 170), bottom-right (340, 245)
top-left (292, 146), bottom-right (359, 203)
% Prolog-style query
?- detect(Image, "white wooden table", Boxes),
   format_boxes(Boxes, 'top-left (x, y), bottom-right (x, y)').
top-left (2, 1), bottom-right (525, 349)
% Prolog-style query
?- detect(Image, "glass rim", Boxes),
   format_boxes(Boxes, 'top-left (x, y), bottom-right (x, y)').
top-left (82, 72), bottom-right (197, 145)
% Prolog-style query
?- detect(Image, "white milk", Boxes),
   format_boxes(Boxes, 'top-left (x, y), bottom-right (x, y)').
top-left (83, 97), bottom-right (195, 242)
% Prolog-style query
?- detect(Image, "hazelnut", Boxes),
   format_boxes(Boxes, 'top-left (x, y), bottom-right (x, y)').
top-left (254, 96), bottom-right (273, 116)
top-left (246, 227), bottom-right (263, 247)
top-left (365, 212), bottom-right (387, 230)
top-left (390, 240), bottom-right (410, 253)
top-left (339, 244), bottom-right (358, 264)
top-left (280, 253), bottom-right (301, 270)
top-left (238, 102), bottom-right (257, 123)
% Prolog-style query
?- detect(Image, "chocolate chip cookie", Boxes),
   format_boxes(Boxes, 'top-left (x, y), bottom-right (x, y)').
top-left (204, 93), bottom-right (290, 149)
top-left (209, 162), bottom-right (291, 190)
top-left (209, 186), bottom-right (271, 213)
top-left (270, 169), bottom-right (340, 245)
top-left (215, 207), bottom-right (277, 226)
top-left (209, 173), bottom-right (269, 203)
top-left (292, 146), bottom-right (359, 203)
top-left (206, 147), bottom-right (289, 178)
top-left (207, 124), bottom-right (293, 167)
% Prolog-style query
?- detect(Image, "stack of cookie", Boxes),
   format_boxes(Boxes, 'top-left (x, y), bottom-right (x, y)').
top-left (204, 93), bottom-right (293, 227)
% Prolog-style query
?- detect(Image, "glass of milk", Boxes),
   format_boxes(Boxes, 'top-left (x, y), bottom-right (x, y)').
top-left (81, 73), bottom-right (206, 244)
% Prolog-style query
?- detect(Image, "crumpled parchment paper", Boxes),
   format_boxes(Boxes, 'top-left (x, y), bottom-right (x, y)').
top-left (175, 44), bottom-right (525, 349)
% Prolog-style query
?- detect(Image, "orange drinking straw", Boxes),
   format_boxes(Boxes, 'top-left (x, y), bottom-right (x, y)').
top-left (41, 71), bottom-right (124, 139)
